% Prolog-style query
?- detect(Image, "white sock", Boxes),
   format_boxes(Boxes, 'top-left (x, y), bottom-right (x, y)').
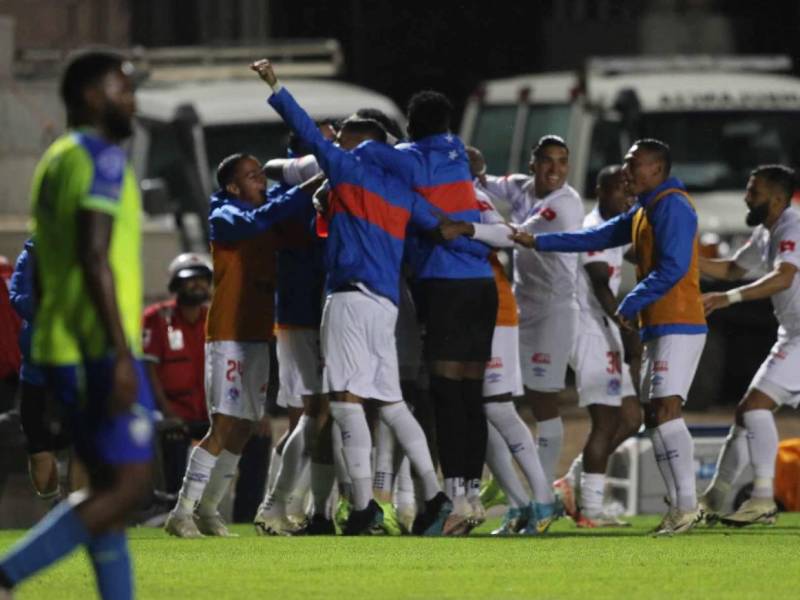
top-left (536, 417), bottom-right (563, 486)
top-left (267, 416), bottom-right (310, 507)
top-left (330, 402), bottom-right (373, 510)
top-left (394, 457), bottom-right (416, 511)
top-left (266, 447), bottom-right (282, 495)
top-left (380, 402), bottom-right (440, 500)
top-left (311, 462), bottom-right (335, 518)
top-left (287, 461), bottom-right (311, 516)
top-left (466, 478), bottom-right (481, 500)
top-left (657, 419), bottom-right (696, 511)
top-left (197, 449), bottom-right (240, 517)
top-left (484, 421), bottom-right (528, 508)
top-left (444, 477), bottom-right (466, 501)
top-left (331, 420), bottom-right (352, 499)
top-left (373, 417), bottom-right (396, 496)
top-left (580, 472), bottom-right (605, 516)
top-left (648, 427), bottom-right (677, 506)
top-left (743, 409), bottom-right (778, 499)
top-left (485, 401), bottom-right (553, 504)
top-left (704, 425), bottom-right (748, 509)
top-left (174, 446), bottom-right (217, 516)
top-left (566, 454), bottom-right (583, 489)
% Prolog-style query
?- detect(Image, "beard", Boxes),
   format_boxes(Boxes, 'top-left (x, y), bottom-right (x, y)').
top-left (177, 288), bottom-right (210, 307)
top-left (102, 104), bottom-right (133, 140)
top-left (745, 203), bottom-right (769, 227)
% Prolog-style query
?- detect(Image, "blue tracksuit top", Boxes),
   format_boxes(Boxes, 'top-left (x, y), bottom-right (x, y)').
top-left (268, 87), bottom-right (484, 305)
top-left (355, 132), bottom-right (493, 280)
top-left (9, 239), bottom-right (45, 385)
top-left (535, 177), bottom-right (707, 340)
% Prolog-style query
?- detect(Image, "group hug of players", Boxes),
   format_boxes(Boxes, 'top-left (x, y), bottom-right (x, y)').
top-left (159, 58), bottom-right (800, 539)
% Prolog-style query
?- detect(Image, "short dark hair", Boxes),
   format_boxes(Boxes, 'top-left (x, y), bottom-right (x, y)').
top-left (596, 164), bottom-right (623, 189)
top-left (532, 135), bottom-right (569, 160)
top-left (356, 108), bottom-right (405, 141)
top-left (751, 164), bottom-right (797, 202)
top-left (633, 138), bottom-right (672, 175)
top-left (60, 50), bottom-right (125, 121)
top-left (406, 90), bottom-right (452, 140)
top-left (287, 118), bottom-right (340, 156)
top-left (341, 117), bottom-right (388, 144)
top-left (216, 153), bottom-right (256, 189)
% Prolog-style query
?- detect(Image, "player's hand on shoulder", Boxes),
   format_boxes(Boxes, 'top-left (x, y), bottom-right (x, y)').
top-left (250, 59), bottom-right (278, 87)
top-left (701, 291), bottom-right (729, 316)
top-left (111, 351), bottom-right (138, 416)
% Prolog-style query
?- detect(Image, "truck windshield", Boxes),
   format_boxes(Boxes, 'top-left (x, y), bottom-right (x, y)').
top-left (471, 105), bottom-right (516, 174)
top-left (639, 111), bottom-right (800, 191)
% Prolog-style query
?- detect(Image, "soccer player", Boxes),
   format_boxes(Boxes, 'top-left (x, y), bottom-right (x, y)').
top-left (552, 166), bottom-right (642, 527)
top-left (164, 155), bottom-right (320, 538)
top-left (349, 91), bottom-right (497, 533)
top-left (697, 165), bottom-right (798, 526)
top-left (0, 50), bottom-right (153, 600)
top-left (475, 137), bottom-right (584, 490)
top-left (254, 58), bottom-right (457, 535)
top-left (10, 238), bottom-right (86, 501)
top-left (142, 253), bottom-right (212, 494)
top-left (512, 139), bottom-right (707, 535)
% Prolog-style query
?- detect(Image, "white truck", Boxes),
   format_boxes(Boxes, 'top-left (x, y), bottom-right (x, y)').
top-left (460, 56), bottom-right (800, 407)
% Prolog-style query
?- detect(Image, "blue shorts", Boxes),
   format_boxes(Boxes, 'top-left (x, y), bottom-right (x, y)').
top-left (46, 358), bottom-right (155, 466)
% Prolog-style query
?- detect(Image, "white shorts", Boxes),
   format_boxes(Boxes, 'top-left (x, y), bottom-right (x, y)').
top-left (205, 341), bottom-right (270, 421)
top-left (484, 325), bottom-right (524, 398)
top-left (276, 328), bottom-right (322, 409)
top-left (572, 314), bottom-right (636, 408)
top-left (320, 291), bottom-right (403, 402)
top-left (639, 333), bottom-right (706, 404)
top-left (518, 305), bottom-right (578, 392)
top-left (749, 328), bottom-right (800, 409)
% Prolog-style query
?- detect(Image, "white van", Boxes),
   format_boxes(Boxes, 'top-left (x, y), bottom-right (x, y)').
top-left (461, 56), bottom-right (800, 255)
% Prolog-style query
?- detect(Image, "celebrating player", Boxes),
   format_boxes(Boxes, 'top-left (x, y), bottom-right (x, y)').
top-left (512, 139), bottom-right (707, 535)
top-left (698, 165), bottom-right (798, 526)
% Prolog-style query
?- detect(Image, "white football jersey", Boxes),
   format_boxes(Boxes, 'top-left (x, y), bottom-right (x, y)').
top-left (576, 206), bottom-right (625, 319)
top-left (733, 208), bottom-right (800, 334)
top-left (480, 174), bottom-right (584, 315)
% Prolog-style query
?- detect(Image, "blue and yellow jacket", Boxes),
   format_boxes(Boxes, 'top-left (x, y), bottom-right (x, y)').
top-left (206, 185), bottom-right (312, 342)
top-left (536, 177), bottom-right (706, 341)
top-left (268, 87), bottom-right (486, 305)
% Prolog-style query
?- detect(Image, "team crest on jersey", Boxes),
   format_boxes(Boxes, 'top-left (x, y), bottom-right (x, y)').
top-left (532, 353), bottom-right (551, 365)
top-left (97, 147), bottom-right (125, 179)
top-left (486, 356), bottom-right (503, 369)
top-left (540, 208), bottom-right (557, 221)
top-left (779, 240), bottom-right (796, 253)
top-left (227, 387), bottom-right (240, 402)
top-left (607, 378), bottom-right (621, 396)
top-left (654, 360), bottom-right (669, 373)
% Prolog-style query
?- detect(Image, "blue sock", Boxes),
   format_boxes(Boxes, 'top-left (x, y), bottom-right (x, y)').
top-left (0, 500), bottom-right (90, 586)
top-left (88, 531), bottom-right (133, 600)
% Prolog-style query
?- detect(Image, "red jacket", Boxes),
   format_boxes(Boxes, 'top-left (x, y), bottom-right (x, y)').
top-left (0, 281), bottom-right (21, 380)
top-left (143, 299), bottom-right (208, 422)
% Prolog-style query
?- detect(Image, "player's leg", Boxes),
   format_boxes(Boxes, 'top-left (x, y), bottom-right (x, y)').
top-left (0, 359), bottom-right (155, 599)
top-left (19, 380), bottom-right (61, 500)
top-left (484, 421), bottom-right (531, 535)
top-left (699, 424), bottom-right (749, 519)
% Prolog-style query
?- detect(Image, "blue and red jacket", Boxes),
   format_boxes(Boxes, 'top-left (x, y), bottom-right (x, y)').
top-left (268, 87), bottom-right (485, 304)
top-left (267, 182), bottom-right (325, 330)
top-left (358, 133), bottom-right (493, 280)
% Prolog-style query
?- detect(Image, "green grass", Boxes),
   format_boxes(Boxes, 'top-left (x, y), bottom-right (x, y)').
top-left (2, 515), bottom-right (799, 599)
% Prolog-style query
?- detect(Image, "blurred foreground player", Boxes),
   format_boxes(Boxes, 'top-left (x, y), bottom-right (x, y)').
top-left (0, 50), bottom-right (154, 600)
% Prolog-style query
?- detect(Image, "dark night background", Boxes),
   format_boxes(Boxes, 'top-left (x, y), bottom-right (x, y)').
top-left (129, 0), bottom-right (800, 120)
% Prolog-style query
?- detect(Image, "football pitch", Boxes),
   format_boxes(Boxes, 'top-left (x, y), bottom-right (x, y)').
top-left (2, 514), bottom-right (799, 599)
